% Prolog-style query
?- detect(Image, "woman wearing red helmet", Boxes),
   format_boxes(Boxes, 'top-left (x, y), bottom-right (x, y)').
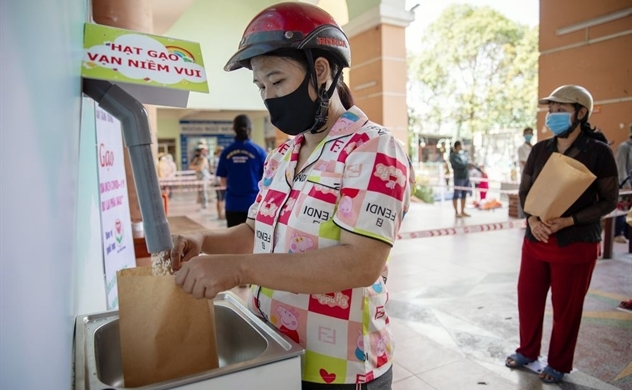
top-left (171, 3), bottom-right (413, 388)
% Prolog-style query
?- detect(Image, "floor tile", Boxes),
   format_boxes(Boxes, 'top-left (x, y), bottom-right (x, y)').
top-left (164, 192), bottom-right (632, 390)
top-left (418, 359), bottom-right (528, 390)
top-left (392, 375), bottom-right (437, 390)
top-left (391, 362), bottom-right (415, 383)
top-left (393, 334), bottom-right (464, 375)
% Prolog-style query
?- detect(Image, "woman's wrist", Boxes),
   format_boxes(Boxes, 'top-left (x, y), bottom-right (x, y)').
top-left (238, 255), bottom-right (252, 286)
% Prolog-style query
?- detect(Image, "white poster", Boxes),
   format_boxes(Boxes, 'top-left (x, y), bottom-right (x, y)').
top-left (95, 106), bottom-right (136, 310)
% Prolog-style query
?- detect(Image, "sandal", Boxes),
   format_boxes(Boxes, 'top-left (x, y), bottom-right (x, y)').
top-left (617, 299), bottom-right (632, 313)
top-left (505, 352), bottom-right (534, 368)
top-left (540, 365), bottom-right (564, 384)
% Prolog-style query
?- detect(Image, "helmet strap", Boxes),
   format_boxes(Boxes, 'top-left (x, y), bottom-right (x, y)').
top-left (557, 108), bottom-right (581, 139)
top-left (305, 50), bottom-right (342, 134)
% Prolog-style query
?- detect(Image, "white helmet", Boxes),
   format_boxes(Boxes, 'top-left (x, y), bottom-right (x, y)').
top-left (539, 85), bottom-right (594, 118)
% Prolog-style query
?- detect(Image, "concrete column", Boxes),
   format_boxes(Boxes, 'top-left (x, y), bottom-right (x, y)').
top-left (343, 0), bottom-right (414, 147)
top-left (93, 0), bottom-right (159, 224)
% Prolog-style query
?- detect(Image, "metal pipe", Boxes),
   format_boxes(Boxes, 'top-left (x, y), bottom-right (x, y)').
top-left (82, 79), bottom-right (172, 253)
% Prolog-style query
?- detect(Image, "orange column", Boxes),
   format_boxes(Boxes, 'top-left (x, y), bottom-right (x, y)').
top-left (93, 1), bottom-right (159, 226)
top-left (344, 4), bottom-right (413, 148)
top-left (92, 1), bottom-right (153, 32)
top-left (538, 1), bottom-right (632, 146)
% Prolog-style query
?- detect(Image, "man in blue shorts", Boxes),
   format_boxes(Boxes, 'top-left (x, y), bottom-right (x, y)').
top-left (449, 140), bottom-right (473, 217)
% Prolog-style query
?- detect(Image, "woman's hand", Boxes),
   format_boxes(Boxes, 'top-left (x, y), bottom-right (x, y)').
top-left (170, 231), bottom-right (205, 271)
top-left (544, 216), bottom-right (574, 234)
top-left (174, 255), bottom-right (243, 299)
top-left (528, 216), bottom-right (552, 243)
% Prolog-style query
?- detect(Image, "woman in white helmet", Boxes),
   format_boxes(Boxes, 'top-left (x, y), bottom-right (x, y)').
top-left (505, 85), bottom-right (618, 383)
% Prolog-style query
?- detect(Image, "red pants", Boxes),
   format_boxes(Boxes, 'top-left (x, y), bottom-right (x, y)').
top-left (479, 183), bottom-right (488, 200)
top-left (516, 236), bottom-right (598, 373)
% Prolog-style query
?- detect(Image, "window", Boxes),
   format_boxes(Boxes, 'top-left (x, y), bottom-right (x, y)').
top-left (158, 138), bottom-right (176, 159)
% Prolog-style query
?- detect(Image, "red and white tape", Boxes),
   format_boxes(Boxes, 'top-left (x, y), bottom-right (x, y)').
top-left (163, 186), bottom-right (227, 193)
top-left (397, 219), bottom-right (526, 240)
top-left (432, 184), bottom-right (519, 194)
top-left (159, 178), bottom-right (227, 193)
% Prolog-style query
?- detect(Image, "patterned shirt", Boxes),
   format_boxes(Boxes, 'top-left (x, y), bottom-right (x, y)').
top-left (246, 106), bottom-right (412, 385)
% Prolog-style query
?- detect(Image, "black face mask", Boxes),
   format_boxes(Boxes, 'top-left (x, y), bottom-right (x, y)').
top-left (264, 73), bottom-right (319, 136)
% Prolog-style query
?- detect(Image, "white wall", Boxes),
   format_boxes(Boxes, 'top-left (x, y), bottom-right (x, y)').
top-left (163, 0), bottom-right (349, 111)
top-left (0, 0), bottom-right (89, 388)
top-left (166, 0), bottom-right (279, 111)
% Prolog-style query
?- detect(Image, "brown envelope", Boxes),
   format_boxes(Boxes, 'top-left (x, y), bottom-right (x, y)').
top-left (117, 266), bottom-right (219, 387)
top-left (524, 152), bottom-right (596, 222)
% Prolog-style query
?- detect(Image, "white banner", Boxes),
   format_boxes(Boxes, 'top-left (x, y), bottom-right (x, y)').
top-left (95, 107), bottom-right (136, 310)
top-left (179, 120), bottom-right (233, 135)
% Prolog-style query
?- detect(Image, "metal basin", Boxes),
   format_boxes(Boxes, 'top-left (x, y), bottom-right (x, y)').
top-left (74, 292), bottom-right (304, 389)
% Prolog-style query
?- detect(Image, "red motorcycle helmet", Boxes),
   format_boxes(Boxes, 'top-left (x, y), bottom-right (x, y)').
top-left (224, 2), bottom-right (351, 72)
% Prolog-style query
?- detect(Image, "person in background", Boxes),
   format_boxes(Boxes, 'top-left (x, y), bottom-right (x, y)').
top-left (169, 3), bottom-right (413, 388)
top-left (188, 141), bottom-right (210, 210)
top-left (613, 123), bottom-right (632, 243)
top-left (211, 146), bottom-right (225, 220)
top-left (476, 165), bottom-right (489, 201)
top-left (158, 153), bottom-right (177, 199)
top-left (516, 127), bottom-right (534, 218)
top-left (443, 160), bottom-right (451, 188)
top-left (449, 140), bottom-right (473, 217)
top-left (510, 162), bottom-right (519, 182)
top-left (216, 114), bottom-right (267, 227)
top-left (619, 207), bottom-right (632, 313)
top-left (468, 163), bottom-right (488, 202)
top-left (518, 127), bottom-right (534, 170)
top-left (506, 85), bottom-right (618, 384)
top-left (469, 163), bottom-right (481, 198)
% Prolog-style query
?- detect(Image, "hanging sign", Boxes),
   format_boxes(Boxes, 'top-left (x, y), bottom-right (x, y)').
top-left (179, 120), bottom-right (233, 135)
top-left (95, 106), bottom-right (137, 310)
top-left (82, 23), bottom-right (208, 107)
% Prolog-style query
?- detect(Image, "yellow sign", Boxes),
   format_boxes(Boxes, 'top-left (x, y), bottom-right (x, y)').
top-left (82, 23), bottom-right (208, 94)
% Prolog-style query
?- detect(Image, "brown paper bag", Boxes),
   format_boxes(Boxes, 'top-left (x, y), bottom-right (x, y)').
top-left (524, 152), bottom-right (596, 221)
top-left (117, 266), bottom-right (219, 387)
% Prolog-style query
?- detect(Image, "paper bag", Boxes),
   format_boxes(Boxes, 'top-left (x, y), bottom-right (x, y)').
top-left (524, 152), bottom-right (596, 221)
top-left (117, 266), bottom-right (219, 387)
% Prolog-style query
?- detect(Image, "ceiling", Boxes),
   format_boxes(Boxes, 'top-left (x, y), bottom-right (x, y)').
top-left (158, 107), bottom-right (270, 121)
top-left (150, 0), bottom-right (343, 119)
top-left (151, 0), bottom-right (196, 34)
top-left (151, 0), bottom-right (325, 34)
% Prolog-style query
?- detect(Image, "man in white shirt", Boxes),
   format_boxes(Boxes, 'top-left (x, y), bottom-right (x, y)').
top-left (614, 123), bottom-right (632, 243)
top-left (518, 127), bottom-right (534, 170)
top-left (158, 153), bottom-right (177, 199)
top-left (517, 127), bottom-right (533, 218)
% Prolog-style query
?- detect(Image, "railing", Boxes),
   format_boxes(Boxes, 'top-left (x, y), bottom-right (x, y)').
top-left (158, 170), bottom-right (226, 192)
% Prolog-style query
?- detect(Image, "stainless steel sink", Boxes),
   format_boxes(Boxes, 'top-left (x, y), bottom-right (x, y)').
top-left (74, 292), bottom-right (304, 389)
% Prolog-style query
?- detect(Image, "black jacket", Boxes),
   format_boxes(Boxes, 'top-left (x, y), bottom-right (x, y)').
top-left (519, 131), bottom-right (619, 246)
